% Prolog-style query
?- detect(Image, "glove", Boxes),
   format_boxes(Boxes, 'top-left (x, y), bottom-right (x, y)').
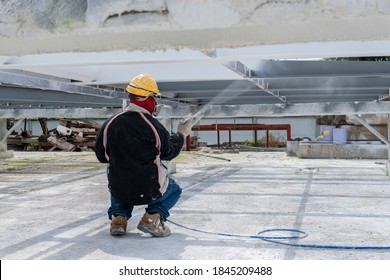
top-left (177, 114), bottom-right (194, 137)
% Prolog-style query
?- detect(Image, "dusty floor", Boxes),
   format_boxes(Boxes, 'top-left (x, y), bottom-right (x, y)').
top-left (1, 150), bottom-right (390, 260)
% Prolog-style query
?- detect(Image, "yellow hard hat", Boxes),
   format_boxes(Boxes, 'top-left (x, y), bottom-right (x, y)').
top-left (126, 73), bottom-right (160, 98)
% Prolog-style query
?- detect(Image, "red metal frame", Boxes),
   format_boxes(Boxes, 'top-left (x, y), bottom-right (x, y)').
top-left (186, 123), bottom-right (291, 150)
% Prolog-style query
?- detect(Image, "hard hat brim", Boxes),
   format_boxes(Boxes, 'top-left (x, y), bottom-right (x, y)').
top-left (126, 84), bottom-right (160, 97)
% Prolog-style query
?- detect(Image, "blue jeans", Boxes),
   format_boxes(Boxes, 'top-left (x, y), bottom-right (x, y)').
top-left (108, 177), bottom-right (182, 221)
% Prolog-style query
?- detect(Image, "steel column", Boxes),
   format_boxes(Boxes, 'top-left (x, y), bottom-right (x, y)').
top-left (0, 119), bottom-right (6, 152)
top-left (388, 114), bottom-right (390, 176)
top-left (0, 118), bottom-right (18, 158)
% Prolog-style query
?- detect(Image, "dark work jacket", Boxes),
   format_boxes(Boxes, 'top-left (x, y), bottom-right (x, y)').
top-left (95, 104), bottom-right (184, 205)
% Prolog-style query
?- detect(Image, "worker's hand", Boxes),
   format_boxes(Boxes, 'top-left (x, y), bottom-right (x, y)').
top-left (177, 114), bottom-right (194, 137)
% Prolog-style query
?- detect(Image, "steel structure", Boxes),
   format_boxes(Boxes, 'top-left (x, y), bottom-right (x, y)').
top-left (0, 41), bottom-right (389, 173)
top-left (1, 42), bottom-right (390, 118)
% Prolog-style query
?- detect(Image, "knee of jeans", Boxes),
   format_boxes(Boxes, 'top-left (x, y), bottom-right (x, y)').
top-left (170, 182), bottom-right (182, 195)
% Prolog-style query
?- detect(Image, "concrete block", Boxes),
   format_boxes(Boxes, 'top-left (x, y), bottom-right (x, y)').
top-left (0, 151), bottom-right (14, 159)
top-left (296, 142), bottom-right (388, 159)
top-left (286, 141), bottom-right (299, 156)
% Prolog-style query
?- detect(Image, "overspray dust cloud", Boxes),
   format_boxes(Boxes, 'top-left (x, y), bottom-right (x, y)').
top-left (191, 80), bottom-right (255, 122)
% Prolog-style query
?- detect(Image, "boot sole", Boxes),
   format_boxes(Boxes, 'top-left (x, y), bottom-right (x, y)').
top-left (137, 224), bottom-right (171, 237)
top-left (110, 227), bottom-right (126, 236)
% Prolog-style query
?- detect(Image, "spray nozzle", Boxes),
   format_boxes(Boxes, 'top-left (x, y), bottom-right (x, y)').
top-left (179, 113), bottom-right (193, 125)
top-left (179, 112), bottom-right (204, 127)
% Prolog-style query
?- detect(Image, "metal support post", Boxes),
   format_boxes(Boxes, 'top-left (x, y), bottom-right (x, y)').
top-left (253, 117), bottom-right (257, 146)
top-left (388, 114), bottom-right (390, 176)
top-left (0, 119), bottom-right (6, 152)
top-left (266, 130), bottom-right (270, 147)
top-left (217, 129), bottom-right (220, 148)
top-left (0, 118), bottom-right (21, 158)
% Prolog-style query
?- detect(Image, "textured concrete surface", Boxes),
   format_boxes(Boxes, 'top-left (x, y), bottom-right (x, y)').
top-left (2, 0), bottom-right (390, 55)
top-left (295, 142), bottom-right (388, 159)
top-left (287, 141), bottom-right (388, 159)
top-left (1, 150), bottom-right (390, 260)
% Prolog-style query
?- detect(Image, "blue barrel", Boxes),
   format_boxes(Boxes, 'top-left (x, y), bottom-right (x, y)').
top-left (321, 126), bottom-right (335, 141)
top-left (333, 128), bottom-right (347, 144)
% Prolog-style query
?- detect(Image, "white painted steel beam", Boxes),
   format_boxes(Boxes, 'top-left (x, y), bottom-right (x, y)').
top-left (0, 49), bottom-right (212, 68)
top-left (160, 101), bottom-right (390, 118)
top-left (223, 61), bottom-right (287, 103)
top-left (0, 108), bottom-right (122, 119)
top-left (209, 41), bottom-right (390, 61)
top-left (1, 101), bottom-right (390, 119)
top-left (0, 71), bottom-right (127, 100)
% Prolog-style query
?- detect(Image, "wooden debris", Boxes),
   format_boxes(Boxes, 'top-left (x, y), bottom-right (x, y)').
top-left (8, 119), bottom-right (101, 151)
top-left (47, 136), bottom-right (75, 151)
top-left (48, 119), bottom-right (101, 150)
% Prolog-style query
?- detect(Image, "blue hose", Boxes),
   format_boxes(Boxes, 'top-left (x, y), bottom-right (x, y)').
top-left (167, 220), bottom-right (390, 250)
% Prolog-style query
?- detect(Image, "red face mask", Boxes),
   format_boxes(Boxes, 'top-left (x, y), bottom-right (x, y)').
top-left (130, 96), bottom-right (156, 114)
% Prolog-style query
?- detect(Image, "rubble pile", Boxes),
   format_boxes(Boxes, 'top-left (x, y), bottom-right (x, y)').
top-left (47, 119), bottom-right (101, 151)
top-left (7, 119), bottom-right (101, 151)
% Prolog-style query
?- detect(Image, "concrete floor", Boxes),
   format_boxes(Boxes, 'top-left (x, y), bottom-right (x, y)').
top-left (1, 150), bottom-right (390, 260)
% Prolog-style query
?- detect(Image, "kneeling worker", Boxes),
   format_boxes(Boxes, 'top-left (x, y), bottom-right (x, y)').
top-left (95, 73), bottom-right (193, 237)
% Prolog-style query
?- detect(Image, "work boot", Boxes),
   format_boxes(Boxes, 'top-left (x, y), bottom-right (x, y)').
top-left (110, 214), bottom-right (127, 236)
top-left (137, 212), bottom-right (171, 237)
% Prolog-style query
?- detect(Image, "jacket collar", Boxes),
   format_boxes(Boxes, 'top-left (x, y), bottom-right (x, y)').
top-left (124, 103), bottom-right (151, 115)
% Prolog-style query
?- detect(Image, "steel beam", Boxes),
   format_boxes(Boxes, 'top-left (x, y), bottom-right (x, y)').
top-left (223, 61), bottom-right (287, 103)
top-left (0, 108), bottom-right (122, 119)
top-left (207, 41), bottom-right (390, 61)
top-left (1, 101), bottom-right (390, 119)
top-left (0, 71), bottom-right (127, 100)
top-left (159, 101), bottom-right (390, 118)
top-left (0, 86), bottom-right (123, 108)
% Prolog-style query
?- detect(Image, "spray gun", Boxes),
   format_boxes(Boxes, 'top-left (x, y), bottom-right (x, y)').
top-left (179, 104), bottom-right (210, 127)
top-left (179, 112), bottom-right (204, 127)
top-left (176, 105), bottom-right (215, 138)
top-left (177, 113), bottom-right (204, 138)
